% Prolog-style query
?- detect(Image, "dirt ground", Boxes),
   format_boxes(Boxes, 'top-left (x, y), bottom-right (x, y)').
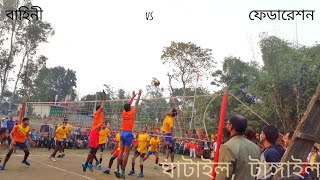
top-left (0, 147), bottom-right (213, 180)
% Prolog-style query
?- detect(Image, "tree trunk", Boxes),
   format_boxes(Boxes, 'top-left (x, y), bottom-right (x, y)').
top-left (9, 49), bottom-right (28, 110)
top-left (0, 20), bottom-right (17, 104)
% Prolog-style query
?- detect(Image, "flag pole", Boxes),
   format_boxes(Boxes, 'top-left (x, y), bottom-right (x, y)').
top-left (212, 87), bottom-right (228, 180)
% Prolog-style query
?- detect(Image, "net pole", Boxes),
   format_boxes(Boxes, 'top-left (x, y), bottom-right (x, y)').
top-left (212, 88), bottom-right (228, 180)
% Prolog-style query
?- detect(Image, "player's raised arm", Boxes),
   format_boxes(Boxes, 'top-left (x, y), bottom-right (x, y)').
top-left (134, 89), bottom-right (143, 108)
top-left (101, 90), bottom-right (107, 108)
top-left (128, 91), bottom-right (136, 105)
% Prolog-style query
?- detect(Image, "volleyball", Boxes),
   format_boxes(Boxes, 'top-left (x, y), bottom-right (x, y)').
top-left (151, 78), bottom-right (160, 86)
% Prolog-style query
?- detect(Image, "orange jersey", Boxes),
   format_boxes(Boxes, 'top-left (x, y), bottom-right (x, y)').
top-left (13, 125), bottom-right (30, 143)
top-left (122, 107), bottom-right (136, 131)
top-left (92, 108), bottom-right (104, 130)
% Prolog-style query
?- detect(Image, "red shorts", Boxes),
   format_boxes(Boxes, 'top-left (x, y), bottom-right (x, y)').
top-left (89, 129), bottom-right (100, 148)
top-left (114, 149), bottom-right (120, 157)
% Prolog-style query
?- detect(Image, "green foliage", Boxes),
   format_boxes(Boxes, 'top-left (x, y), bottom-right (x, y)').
top-left (32, 66), bottom-right (77, 102)
top-left (211, 36), bottom-right (320, 133)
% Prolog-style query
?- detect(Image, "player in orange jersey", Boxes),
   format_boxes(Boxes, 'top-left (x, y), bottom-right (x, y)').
top-left (115, 89), bottom-right (142, 179)
top-left (82, 90), bottom-right (106, 172)
top-left (0, 117), bottom-right (35, 170)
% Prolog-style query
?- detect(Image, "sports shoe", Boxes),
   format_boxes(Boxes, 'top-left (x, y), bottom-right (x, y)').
top-left (154, 164), bottom-right (157, 169)
top-left (50, 156), bottom-right (56, 162)
top-left (95, 161), bottom-right (99, 167)
top-left (166, 164), bottom-right (176, 173)
top-left (88, 163), bottom-right (93, 172)
top-left (120, 170), bottom-right (126, 179)
top-left (82, 163), bottom-right (87, 172)
top-left (0, 165), bottom-right (5, 171)
top-left (57, 155), bottom-right (62, 158)
top-left (114, 169), bottom-right (121, 178)
top-left (97, 164), bottom-right (102, 170)
top-left (103, 168), bottom-right (110, 174)
top-left (22, 160), bottom-right (31, 166)
top-left (61, 154), bottom-right (65, 158)
top-left (128, 169), bottom-right (135, 175)
top-left (159, 159), bottom-right (168, 167)
top-left (138, 173), bottom-right (144, 178)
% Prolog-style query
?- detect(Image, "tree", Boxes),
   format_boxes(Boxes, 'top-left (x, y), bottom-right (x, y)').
top-left (0, 0), bottom-right (55, 109)
top-left (0, 0), bottom-right (20, 105)
top-left (32, 66), bottom-right (77, 102)
top-left (9, 15), bottom-right (55, 109)
top-left (161, 42), bottom-right (215, 97)
top-left (161, 42), bottom-right (215, 137)
top-left (18, 55), bottom-right (47, 100)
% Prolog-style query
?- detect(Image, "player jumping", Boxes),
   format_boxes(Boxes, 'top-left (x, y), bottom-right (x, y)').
top-left (115, 89), bottom-right (142, 179)
top-left (159, 108), bottom-right (181, 172)
top-left (82, 90), bottom-right (106, 172)
top-left (0, 117), bottom-right (36, 170)
top-left (143, 132), bottom-right (160, 169)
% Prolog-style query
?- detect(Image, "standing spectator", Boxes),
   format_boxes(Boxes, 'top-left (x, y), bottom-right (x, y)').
top-left (189, 140), bottom-right (196, 159)
top-left (6, 115), bottom-right (15, 145)
top-left (216, 114), bottom-right (260, 180)
top-left (257, 125), bottom-right (285, 180)
top-left (210, 139), bottom-right (216, 160)
top-left (48, 124), bottom-right (57, 150)
top-left (203, 140), bottom-right (211, 159)
top-left (211, 133), bottom-right (216, 141)
top-left (283, 130), bottom-right (294, 149)
top-left (1, 118), bottom-right (7, 129)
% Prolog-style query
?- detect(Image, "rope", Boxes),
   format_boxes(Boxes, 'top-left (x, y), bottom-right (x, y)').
top-left (228, 93), bottom-right (270, 125)
top-left (202, 94), bottom-right (221, 141)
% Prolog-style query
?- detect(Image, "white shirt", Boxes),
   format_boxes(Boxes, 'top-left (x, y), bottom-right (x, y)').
top-left (1, 119), bottom-right (8, 128)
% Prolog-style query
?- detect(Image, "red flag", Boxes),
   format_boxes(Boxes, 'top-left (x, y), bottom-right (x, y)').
top-left (19, 101), bottom-right (26, 124)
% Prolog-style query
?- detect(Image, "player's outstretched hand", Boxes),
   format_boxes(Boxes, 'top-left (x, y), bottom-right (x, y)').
top-left (132, 91), bottom-right (136, 97)
top-left (138, 89), bottom-right (143, 95)
top-left (102, 90), bottom-right (107, 100)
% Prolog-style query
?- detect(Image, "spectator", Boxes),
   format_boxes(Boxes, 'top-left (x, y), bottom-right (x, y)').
top-left (210, 139), bottom-right (216, 160)
top-left (73, 126), bottom-right (83, 140)
top-left (211, 133), bottom-right (215, 141)
top-left (0, 118), bottom-right (7, 129)
top-left (301, 146), bottom-right (320, 179)
top-left (257, 125), bottom-right (285, 180)
top-left (6, 115), bottom-right (15, 145)
top-left (0, 128), bottom-right (9, 146)
top-left (31, 129), bottom-right (40, 146)
top-left (283, 130), bottom-right (294, 149)
top-left (48, 124), bottom-right (58, 150)
top-left (203, 140), bottom-right (211, 159)
top-left (216, 114), bottom-right (260, 180)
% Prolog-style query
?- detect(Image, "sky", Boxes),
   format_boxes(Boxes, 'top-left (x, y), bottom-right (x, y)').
top-left (5, 0), bottom-right (320, 99)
